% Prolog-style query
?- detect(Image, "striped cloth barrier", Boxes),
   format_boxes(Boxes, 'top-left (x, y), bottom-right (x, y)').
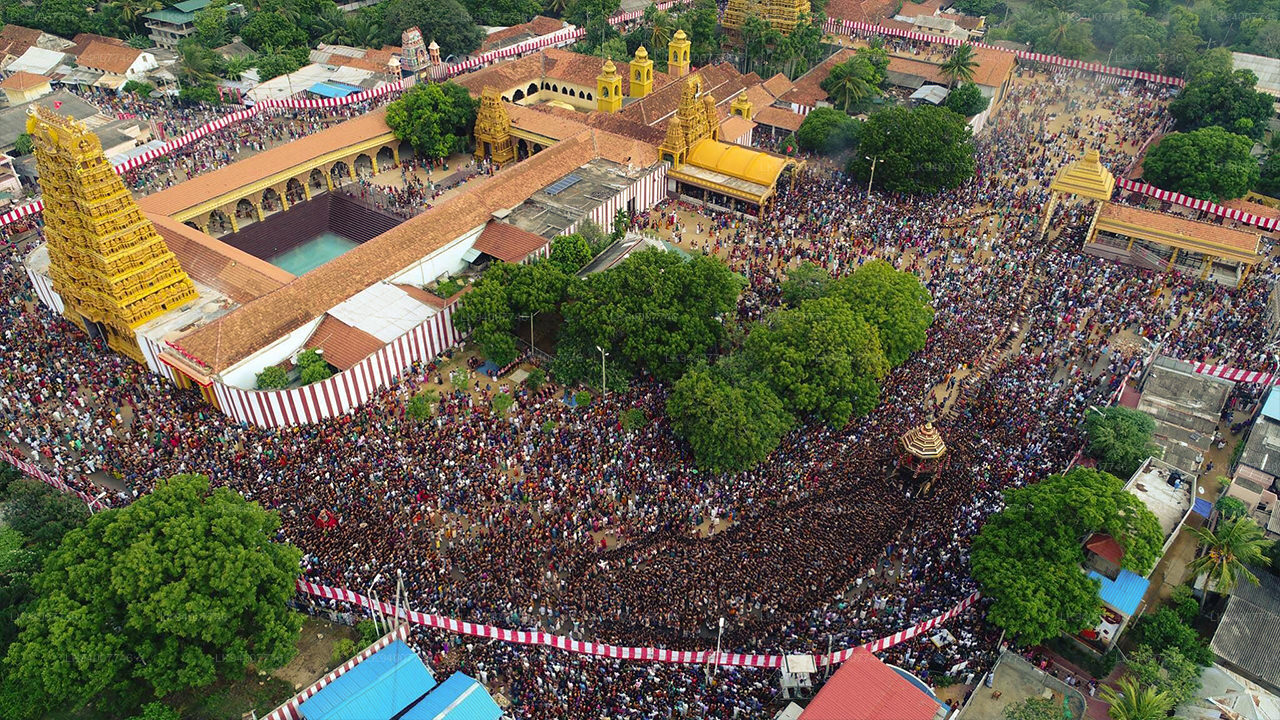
top-left (1189, 362), bottom-right (1278, 385)
top-left (295, 578), bottom-right (982, 668)
top-left (820, 17), bottom-right (1186, 87)
top-left (1115, 177), bottom-right (1279, 232)
top-left (0, 448), bottom-right (108, 510)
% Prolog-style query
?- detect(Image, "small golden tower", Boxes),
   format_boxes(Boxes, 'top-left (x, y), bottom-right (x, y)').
top-left (29, 106), bottom-right (197, 364)
top-left (473, 87), bottom-right (516, 165)
top-left (731, 91), bottom-right (753, 121)
top-left (659, 115), bottom-right (687, 168)
top-left (630, 45), bottom-right (654, 98)
top-left (597, 57), bottom-right (622, 113)
top-left (723, 0), bottom-right (812, 34)
top-left (668, 29), bottom-right (691, 78)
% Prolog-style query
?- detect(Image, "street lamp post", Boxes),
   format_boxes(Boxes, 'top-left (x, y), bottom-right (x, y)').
top-left (707, 616), bottom-right (726, 685)
top-left (523, 312), bottom-right (536, 353)
top-left (865, 156), bottom-right (879, 196)
top-left (367, 572), bottom-right (383, 635)
top-left (596, 345), bottom-right (608, 397)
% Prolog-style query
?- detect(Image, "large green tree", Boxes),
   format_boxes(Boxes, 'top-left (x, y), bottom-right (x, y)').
top-left (944, 81), bottom-right (990, 118)
top-left (559, 249), bottom-right (744, 383)
top-left (780, 261), bottom-right (833, 306)
top-left (461, 0), bottom-right (541, 26)
top-left (0, 475), bottom-right (302, 719)
top-left (1084, 406), bottom-right (1161, 479)
top-left (548, 233), bottom-right (594, 274)
top-left (1168, 69), bottom-right (1274, 139)
top-left (667, 364), bottom-right (794, 471)
top-left (970, 468), bottom-right (1164, 645)
top-left (1141, 127), bottom-right (1260, 202)
top-left (829, 259), bottom-right (934, 367)
top-left (742, 296), bottom-right (889, 426)
top-left (850, 105), bottom-right (975, 195)
top-left (940, 43), bottom-right (978, 88)
top-left (1125, 645), bottom-right (1203, 710)
top-left (385, 82), bottom-right (478, 161)
top-left (453, 261), bottom-right (572, 367)
top-left (380, 0), bottom-right (485, 56)
top-left (795, 107), bottom-right (860, 155)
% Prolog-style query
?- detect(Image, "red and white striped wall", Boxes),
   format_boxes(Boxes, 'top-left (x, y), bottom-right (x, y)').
top-left (197, 304), bottom-right (460, 428)
top-left (565, 164), bottom-right (668, 236)
top-left (1116, 177), bottom-right (1278, 232)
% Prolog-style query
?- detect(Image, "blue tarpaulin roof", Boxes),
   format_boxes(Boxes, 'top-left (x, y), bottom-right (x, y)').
top-left (308, 82), bottom-right (361, 99)
top-left (298, 640), bottom-right (436, 720)
top-left (1193, 497), bottom-right (1213, 517)
top-left (1262, 388), bottom-right (1280, 422)
top-left (1089, 569), bottom-right (1150, 616)
top-left (400, 673), bottom-right (503, 720)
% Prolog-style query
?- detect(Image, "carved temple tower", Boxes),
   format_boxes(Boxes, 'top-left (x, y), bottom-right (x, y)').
top-left (723, 0), bottom-right (812, 34)
top-left (658, 76), bottom-right (720, 168)
top-left (473, 87), bottom-right (516, 165)
top-left (401, 27), bottom-right (428, 73)
top-left (29, 106), bottom-right (197, 364)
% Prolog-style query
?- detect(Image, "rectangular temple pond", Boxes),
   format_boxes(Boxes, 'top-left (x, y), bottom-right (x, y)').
top-left (268, 231), bottom-right (358, 276)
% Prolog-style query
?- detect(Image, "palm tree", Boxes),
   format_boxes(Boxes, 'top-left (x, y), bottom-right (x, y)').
top-left (646, 9), bottom-right (673, 52)
top-left (940, 43), bottom-right (977, 88)
top-left (1187, 515), bottom-right (1274, 608)
top-left (339, 16), bottom-right (382, 48)
top-left (823, 56), bottom-right (881, 113)
top-left (543, 0), bottom-right (569, 17)
top-left (1099, 676), bottom-right (1174, 720)
top-left (314, 4), bottom-right (349, 45)
top-left (177, 41), bottom-right (219, 87)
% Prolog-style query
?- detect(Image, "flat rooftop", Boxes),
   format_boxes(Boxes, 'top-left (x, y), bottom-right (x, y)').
top-left (1126, 457), bottom-right (1194, 544)
top-left (504, 157), bottom-right (631, 239)
top-left (1138, 357), bottom-right (1233, 475)
top-left (1239, 417), bottom-right (1280, 477)
top-left (957, 651), bottom-right (1087, 720)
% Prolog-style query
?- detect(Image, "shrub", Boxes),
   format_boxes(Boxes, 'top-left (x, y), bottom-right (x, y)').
top-left (541, 419), bottom-right (556, 434)
top-left (1131, 608), bottom-right (1213, 667)
top-left (407, 389), bottom-right (438, 420)
top-left (525, 368), bottom-right (546, 392)
top-left (123, 80), bottom-right (155, 97)
top-left (297, 349), bottom-right (325, 368)
top-left (356, 619), bottom-right (380, 645)
top-left (330, 638), bottom-right (358, 666)
top-left (1216, 495), bottom-right (1248, 521)
top-left (451, 370), bottom-right (470, 391)
top-left (574, 390), bottom-right (592, 407)
top-left (1170, 585), bottom-right (1199, 623)
top-left (300, 362), bottom-right (332, 385)
top-left (256, 366), bottom-right (289, 389)
top-left (491, 392), bottom-right (514, 415)
top-left (621, 408), bottom-right (647, 432)
top-left (434, 277), bottom-right (464, 298)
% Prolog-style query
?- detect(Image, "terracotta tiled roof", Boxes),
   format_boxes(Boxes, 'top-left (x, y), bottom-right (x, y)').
top-left (303, 314), bottom-right (384, 370)
top-left (394, 282), bottom-right (458, 308)
top-left (1097, 202), bottom-right (1261, 255)
top-left (619, 63), bottom-right (757, 127)
top-left (583, 111), bottom-right (667, 145)
top-left (887, 55), bottom-right (948, 86)
top-left (457, 48), bottom-right (671, 99)
top-left (969, 46), bottom-right (1016, 88)
top-left (174, 129), bottom-right (653, 371)
top-left (780, 49), bottom-right (854, 107)
top-left (481, 16), bottom-right (568, 52)
top-left (1086, 533), bottom-right (1126, 565)
top-left (0, 25), bottom-right (42, 58)
top-left (1, 70), bottom-right (49, 91)
top-left (506, 101), bottom-right (590, 141)
top-left (473, 219), bottom-right (550, 262)
top-left (753, 106), bottom-right (805, 132)
top-left (149, 213), bottom-right (294, 303)
top-left (324, 47), bottom-right (401, 74)
top-left (802, 648), bottom-right (941, 720)
top-left (826, 0), bottom-right (899, 23)
top-left (76, 41), bottom-right (142, 76)
top-left (1223, 198), bottom-right (1280, 222)
top-left (940, 12), bottom-right (983, 30)
top-left (898, 0), bottom-right (946, 17)
top-left (68, 32), bottom-right (126, 57)
top-left (742, 83), bottom-right (775, 112)
top-left (718, 114), bottom-right (756, 143)
top-left (761, 72), bottom-right (793, 98)
top-left (138, 110), bottom-right (395, 217)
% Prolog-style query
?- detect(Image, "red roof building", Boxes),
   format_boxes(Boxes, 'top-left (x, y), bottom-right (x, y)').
top-left (801, 649), bottom-right (944, 720)
top-left (1085, 533), bottom-right (1126, 566)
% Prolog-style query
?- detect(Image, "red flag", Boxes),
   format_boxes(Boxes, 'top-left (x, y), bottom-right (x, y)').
top-left (53, 100), bottom-right (62, 109)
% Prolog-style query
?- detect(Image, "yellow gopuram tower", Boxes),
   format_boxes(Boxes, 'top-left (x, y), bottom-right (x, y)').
top-left (597, 57), bottom-right (622, 113)
top-left (29, 106), bottom-right (197, 364)
top-left (473, 87), bottom-right (516, 165)
top-left (723, 0), bottom-right (812, 34)
top-left (630, 46), bottom-right (654, 98)
top-left (668, 29), bottom-right (691, 78)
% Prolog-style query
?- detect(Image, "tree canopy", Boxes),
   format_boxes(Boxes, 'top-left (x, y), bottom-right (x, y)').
top-left (559, 249), bottom-right (744, 383)
top-left (0, 475), bottom-right (302, 718)
top-left (944, 82), bottom-right (990, 118)
top-left (795, 108), bottom-right (861, 155)
top-left (820, 48), bottom-right (887, 113)
top-left (379, 0), bottom-right (485, 56)
top-left (1141, 127), bottom-right (1260, 202)
top-left (453, 260), bottom-right (572, 367)
top-left (1084, 406), bottom-right (1161, 479)
top-left (828, 259), bottom-right (934, 367)
top-left (1169, 69), bottom-right (1275, 139)
top-left (385, 82), bottom-right (477, 161)
top-left (850, 105), bottom-right (975, 195)
top-left (970, 468), bottom-right (1164, 645)
top-left (780, 261), bottom-right (833, 306)
top-left (667, 364), bottom-right (794, 472)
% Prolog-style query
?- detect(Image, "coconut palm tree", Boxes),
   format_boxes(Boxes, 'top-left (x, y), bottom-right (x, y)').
top-left (1099, 676), bottom-right (1174, 720)
top-left (940, 43), bottom-right (977, 88)
top-left (543, 0), bottom-right (569, 17)
top-left (1187, 515), bottom-right (1274, 608)
top-left (645, 8), bottom-right (673, 52)
top-left (111, 0), bottom-right (163, 30)
top-left (822, 56), bottom-right (881, 114)
top-left (177, 40), bottom-right (219, 87)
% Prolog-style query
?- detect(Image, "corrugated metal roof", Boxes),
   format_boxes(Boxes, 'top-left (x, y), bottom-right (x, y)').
top-left (298, 640), bottom-right (436, 720)
top-left (1211, 571), bottom-right (1280, 692)
top-left (800, 648), bottom-right (942, 720)
top-left (1088, 569), bottom-right (1150, 616)
top-left (400, 673), bottom-right (503, 720)
top-left (1261, 388), bottom-right (1280, 422)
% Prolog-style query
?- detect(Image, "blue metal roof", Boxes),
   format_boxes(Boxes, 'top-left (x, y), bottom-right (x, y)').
top-left (1088, 569), bottom-right (1150, 616)
top-left (308, 82), bottom-right (358, 99)
top-left (298, 640), bottom-right (436, 720)
top-left (400, 673), bottom-right (503, 720)
top-left (1193, 497), bottom-right (1213, 518)
top-left (1262, 388), bottom-right (1280, 422)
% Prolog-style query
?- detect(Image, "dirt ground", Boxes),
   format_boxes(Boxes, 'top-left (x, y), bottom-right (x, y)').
top-left (272, 618), bottom-right (360, 691)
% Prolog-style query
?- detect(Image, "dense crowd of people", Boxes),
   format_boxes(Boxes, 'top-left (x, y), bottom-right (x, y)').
top-left (2, 60), bottom-right (1278, 718)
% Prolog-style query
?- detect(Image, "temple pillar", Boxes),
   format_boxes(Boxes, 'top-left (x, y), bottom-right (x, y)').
top-left (325, 172), bottom-right (334, 191)
top-left (1200, 255), bottom-right (1215, 279)
top-left (370, 155), bottom-right (379, 175)
top-left (1167, 247), bottom-right (1179, 271)
top-left (392, 145), bottom-right (400, 165)
top-left (302, 179), bottom-right (312, 201)
top-left (254, 202), bottom-right (264, 222)
top-left (1126, 237), bottom-right (1135, 251)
